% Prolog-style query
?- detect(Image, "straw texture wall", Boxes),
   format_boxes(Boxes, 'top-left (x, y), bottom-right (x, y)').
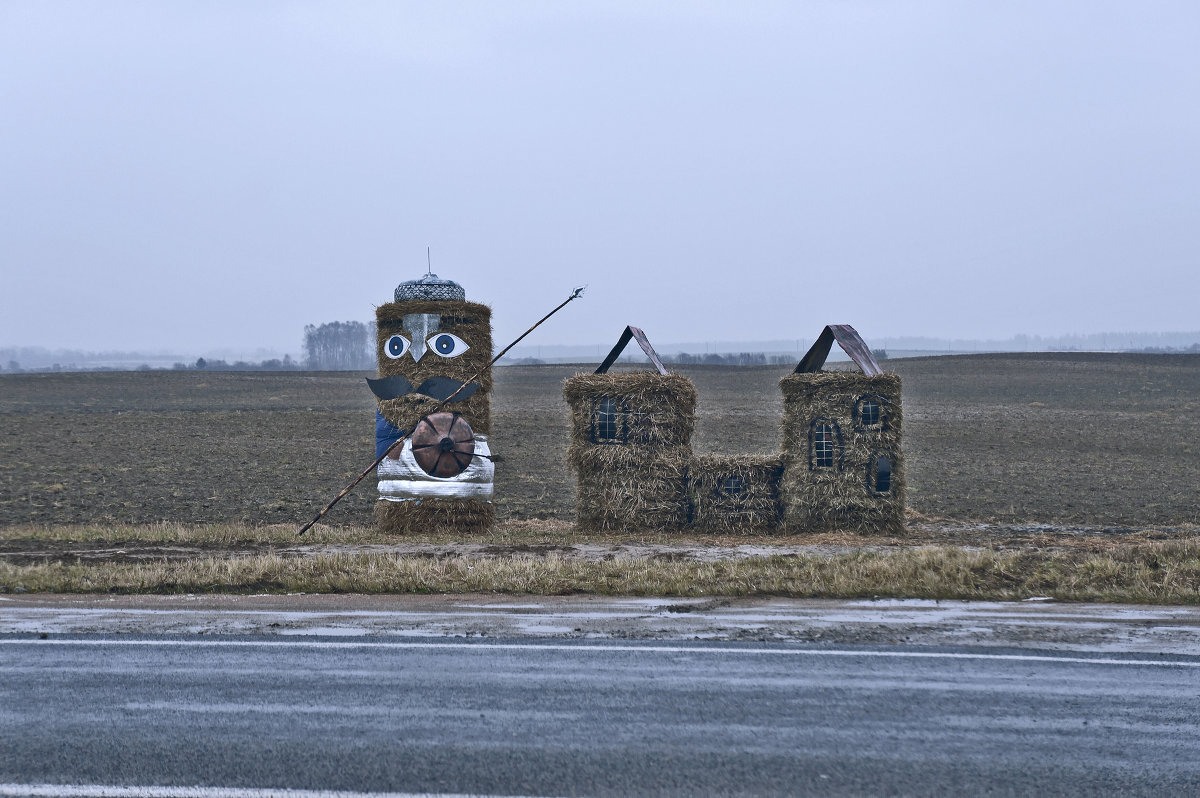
top-left (374, 298), bottom-right (494, 535)
top-left (779, 371), bottom-right (905, 534)
top-left (374, 497), bottom-right (495, 534)
top-left (374, 299), bottom-right (493, 437)
top-left (687, 454), bottom-right (784, 533)
top-left (564, 372), bottom-right (696, 531)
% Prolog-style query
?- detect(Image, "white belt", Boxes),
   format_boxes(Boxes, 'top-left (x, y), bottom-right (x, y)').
top-left (377, 435), bottom-right (494, 501)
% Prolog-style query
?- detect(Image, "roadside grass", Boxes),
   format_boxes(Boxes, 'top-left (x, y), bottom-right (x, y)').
top-left (0, 519), bottom-right (902, 547)
top-left (0, 519), bottom-right (930, 548)
top-left (0, 521), bottom-right (388, 546)
top-left (1, 519), bottom-right (1193, 550)
top-left (3, 540), bottom-right (1200, 604)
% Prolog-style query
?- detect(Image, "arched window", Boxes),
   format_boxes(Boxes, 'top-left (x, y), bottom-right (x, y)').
top-left (869, 453), bottom-right (893, 494)
top-left (591, 397), bottom-right (627, 443)
top-left (809, 420), bottom-right (842, 469)
top-left (855, 395), bottom-right (886, 429)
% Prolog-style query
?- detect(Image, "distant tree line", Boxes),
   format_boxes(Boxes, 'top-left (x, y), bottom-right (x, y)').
top-left (7, 335), bottom-right (1196, 376)
top-left (0, 356), bottom-right (303, 374)
top-left (663, 352), bottom-right (794, 366)
top-left (172, 355), bottom-right (300, 371)
top-left (502, 350), bottom-right (893, 368)
top-left (302, 321), bottom-right (375, 370)
top-left (652, 348), bottom-right (888, 367)
top-left (0, 319), bottom-right (379, 374)
top-left (1132, 343), bottom-right (1200, 354)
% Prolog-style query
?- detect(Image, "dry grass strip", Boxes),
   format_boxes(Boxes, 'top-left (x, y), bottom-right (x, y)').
top-left (1, 520), bottom-right (1196, 551)
top-left (3, 541), bottom-right (1200, 603)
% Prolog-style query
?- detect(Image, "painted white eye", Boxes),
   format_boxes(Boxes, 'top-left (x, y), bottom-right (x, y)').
top-left (385, 335), bottom-right (411, 359)
top-left (429, 333), bottom-right (470, 358)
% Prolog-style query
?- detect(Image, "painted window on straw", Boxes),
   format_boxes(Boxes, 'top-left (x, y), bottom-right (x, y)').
top-left (855, 395), bottom-right (884, 428)
top-left (870, 452), bottom-right (893, 494)
top-left (810, 420), bottom-right (841, 469)
top-left (592, 397), bottom-right (627, 443)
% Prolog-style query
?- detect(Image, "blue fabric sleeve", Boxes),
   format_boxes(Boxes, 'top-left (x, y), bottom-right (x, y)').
top-left (375, 410), bottom-right (406, 458)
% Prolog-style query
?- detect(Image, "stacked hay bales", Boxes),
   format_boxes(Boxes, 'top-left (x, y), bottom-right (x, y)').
top-left (374, 299), bottom-right (493, 439)
top-left (564, 372), bottom-right (696, 532)
top-left (779, 370), bottom-right (905, 534)
top-left (687, 454), bottom-right (785, 533)
top-left (563, 324), bottom-right (902, 537)
top-left (371, 274), bottom-right (495, 534)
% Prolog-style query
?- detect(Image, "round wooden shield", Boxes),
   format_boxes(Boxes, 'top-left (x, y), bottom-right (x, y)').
top-left (410, 412), bottom-right (476, 478)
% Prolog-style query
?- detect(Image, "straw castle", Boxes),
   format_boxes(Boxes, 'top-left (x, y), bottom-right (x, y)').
top-left (361, 269), bottom-right (902, 536)
top-left (565, 325), bottom-right (905, 534)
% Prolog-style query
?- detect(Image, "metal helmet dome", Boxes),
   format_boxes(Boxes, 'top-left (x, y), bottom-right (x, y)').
top-left (394, 272), bottom-right (466, 302)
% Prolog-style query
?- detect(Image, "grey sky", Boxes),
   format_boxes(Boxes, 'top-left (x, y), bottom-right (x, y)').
top-left (2, 1), bottom-right (1197, 356)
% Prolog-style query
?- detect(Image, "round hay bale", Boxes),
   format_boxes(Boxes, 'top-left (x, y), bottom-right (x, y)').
top-left (375, 497), bottom-right (494, 534)
top-left (374, 299), bottom-right (494, 437)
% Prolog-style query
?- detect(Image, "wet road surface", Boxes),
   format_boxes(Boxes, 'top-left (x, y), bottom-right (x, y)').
top-left (4, 594), bottom-right (1200, 654)
top-left (2, 634), bottom-right (1199, 797)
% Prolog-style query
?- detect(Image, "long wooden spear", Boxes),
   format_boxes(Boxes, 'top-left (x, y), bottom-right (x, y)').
top-left (297, 285), bottom-right (586, 536)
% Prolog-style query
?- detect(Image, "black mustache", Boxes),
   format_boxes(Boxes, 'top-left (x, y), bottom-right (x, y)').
top-left (366, 375), bottom-right (479, 402)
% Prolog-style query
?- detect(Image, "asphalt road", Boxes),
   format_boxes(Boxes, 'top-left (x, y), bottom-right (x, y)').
top-left (2, 636), bottom-right (1199, 797)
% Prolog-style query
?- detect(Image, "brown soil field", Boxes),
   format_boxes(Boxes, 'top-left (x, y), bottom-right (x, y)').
top-left (1, 353), bottom-right (1198, 530)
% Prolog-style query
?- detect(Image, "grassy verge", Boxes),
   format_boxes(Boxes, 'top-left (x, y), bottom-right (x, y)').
top-left (0, 521), bottom-right (390, 546)
top-left (2, 519), bottom-right (1193, 549)
top-left (0, 519), bottom-right (923, 548)
top-left (3, 541), bottom-right (1199, 603)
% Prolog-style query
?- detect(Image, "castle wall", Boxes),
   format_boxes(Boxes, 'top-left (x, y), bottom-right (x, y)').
top-left (687, 454), bottom-right (785, 533)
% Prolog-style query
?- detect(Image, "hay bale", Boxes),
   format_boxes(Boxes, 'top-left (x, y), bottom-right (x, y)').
top-left (563, 372), bottom-right (696, 448)
top-left (373, 296), bottom-right (495, 535)
top-left (571, 447), bottom-right (693, 532)
top-left (374, 299), bottom-right (493, 437)
top-left (779, 371), bottom-right (905, 534)
top-left (375, 497), bottom-right (494, 534)
top-left (687, 454), bottom-right (785, 533)
top-left (564, 372), bottom-right (696, 532)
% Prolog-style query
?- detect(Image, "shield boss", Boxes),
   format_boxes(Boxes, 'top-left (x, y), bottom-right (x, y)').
top-left (410, 412), bottom-right (476, 478)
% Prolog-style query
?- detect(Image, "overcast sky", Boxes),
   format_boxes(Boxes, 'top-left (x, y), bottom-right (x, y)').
top-left (2, 1), bottom-right (1197, 356)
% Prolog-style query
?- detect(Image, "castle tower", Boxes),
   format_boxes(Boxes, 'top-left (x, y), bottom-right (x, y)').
top-left (779, 325), bottom-right (905, 534)
top-left (563, 327), bottom-right (695, 532)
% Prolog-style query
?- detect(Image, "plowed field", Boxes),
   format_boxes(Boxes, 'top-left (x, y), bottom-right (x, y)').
top-left (2, 353), bottom-right (1198, 529)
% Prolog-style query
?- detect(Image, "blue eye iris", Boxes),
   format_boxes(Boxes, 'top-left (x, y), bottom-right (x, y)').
top-left (385, 335), bottom-right (410, 359)
top-left (430, 333), bottom-right (469, 358)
